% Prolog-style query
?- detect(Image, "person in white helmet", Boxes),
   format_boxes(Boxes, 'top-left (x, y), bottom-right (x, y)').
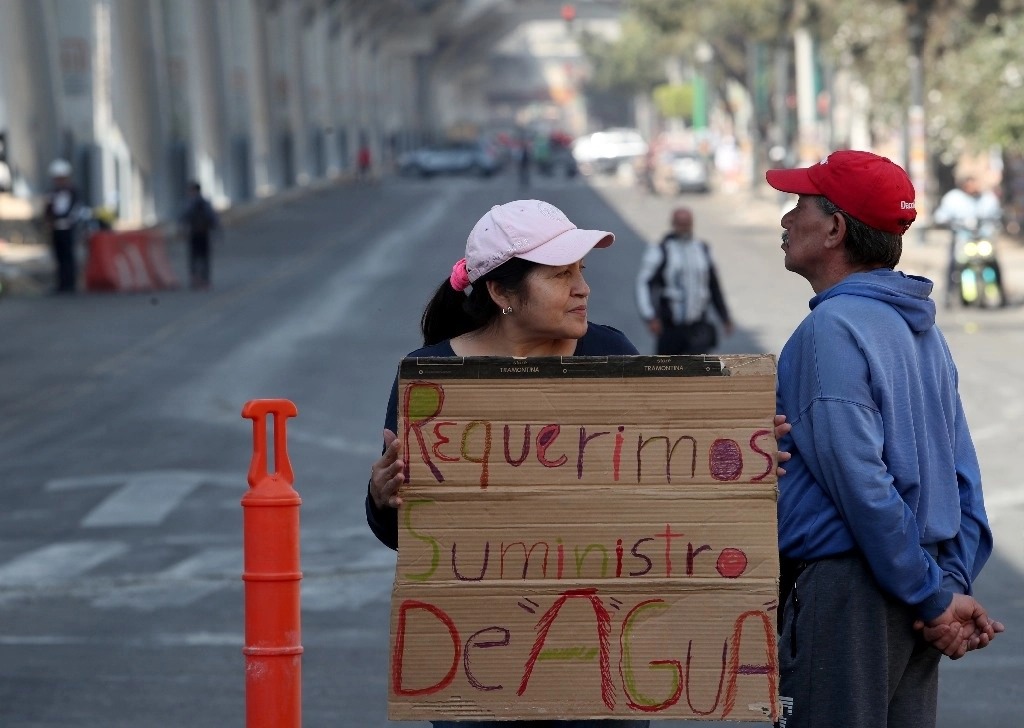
top-left (43, 159), bottom-right (81, 293)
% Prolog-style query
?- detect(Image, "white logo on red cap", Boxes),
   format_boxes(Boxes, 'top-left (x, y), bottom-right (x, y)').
top-left (900, 201), bottom-right (916, 210)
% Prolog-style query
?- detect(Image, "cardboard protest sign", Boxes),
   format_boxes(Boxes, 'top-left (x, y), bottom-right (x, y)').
top-left (388, 354), bottom-right (779, 722)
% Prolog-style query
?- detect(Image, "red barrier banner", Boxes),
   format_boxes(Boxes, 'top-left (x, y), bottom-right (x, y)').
top-left (85, 229), bottom-right (179, 292)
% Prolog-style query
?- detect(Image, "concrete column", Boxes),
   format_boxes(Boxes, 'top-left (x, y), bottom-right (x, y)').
top-left (90, 0), bottom-right (126, 218)
top-left (414, 50), bottom-right (436, 142)
top-left (0, 0), bottom-right (64, 197)
top-left (184, 0), bottom-right (230, 205)
top-left (303, 7), bottom-right (330, 179)
top-left (281, 1), bottom-right (311, 185)
top-left (54, 0), bottom-right (97, 203)
top-left (111, 0), bottom-right (175, 223)
top-left (340, 24), bottom-right (359, 166)
top-left (243, 0), bottom-right (275, 197)
top-left (324, 8), bottom-right (346, 174)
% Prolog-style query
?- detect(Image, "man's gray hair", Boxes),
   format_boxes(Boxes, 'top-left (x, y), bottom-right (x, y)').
top-left (816, 196), bottom-right (902, 269)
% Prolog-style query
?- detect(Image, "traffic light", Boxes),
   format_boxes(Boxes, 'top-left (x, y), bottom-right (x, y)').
top-left (0, 131), bottom-right (7, 162)
top-left (561, 3), bottom-right (575, 29)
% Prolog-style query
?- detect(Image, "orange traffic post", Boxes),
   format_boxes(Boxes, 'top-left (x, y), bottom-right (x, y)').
top-left (241, 399), bottom-right (302, 728)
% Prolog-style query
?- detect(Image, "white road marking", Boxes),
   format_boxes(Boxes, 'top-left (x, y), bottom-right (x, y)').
top-left (47, 470), bottom-right (239, 528)
top-left (90, 548), bottom-right (240, 610)
top-left (0, 540), bottom-right (128, 587)
top-left (302, 571), bottom-right (393, 611)
top-left (0, 632), bottom-right (244, 647)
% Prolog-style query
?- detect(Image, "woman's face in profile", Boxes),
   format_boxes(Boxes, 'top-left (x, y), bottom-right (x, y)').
top-left (513, 260), bottom-right (591, 341)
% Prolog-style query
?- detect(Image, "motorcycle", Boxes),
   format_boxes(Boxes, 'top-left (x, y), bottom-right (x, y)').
top-left (945, 219), bottom-right (1006, 309)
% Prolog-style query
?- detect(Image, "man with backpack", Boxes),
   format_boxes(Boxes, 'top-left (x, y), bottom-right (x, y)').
top-left (635, 206), bottom-right (734, 354)
top-left (180, 180), bottom-right (219, 289)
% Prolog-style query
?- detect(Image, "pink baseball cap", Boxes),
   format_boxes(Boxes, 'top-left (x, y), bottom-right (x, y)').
top-left (464, 199), bottom-right (614, 283)
top-left (766, 150), bottom-right (917, 234)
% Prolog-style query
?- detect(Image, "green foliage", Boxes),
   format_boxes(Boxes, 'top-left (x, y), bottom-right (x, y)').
top-left (653, 83), bottom-right (695, 120)
top-left (930, 14), bottom-right (1024, 153)
top-left (578, 16), bottom-right (666, 94)
top-left (589, 0), bottom-right (1024, 156)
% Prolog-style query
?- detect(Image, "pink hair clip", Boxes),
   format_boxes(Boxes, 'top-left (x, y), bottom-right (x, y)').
top-left (449, 257), bottom-right (471, 292)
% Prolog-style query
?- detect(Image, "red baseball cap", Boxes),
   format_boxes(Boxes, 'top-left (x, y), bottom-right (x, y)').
top-left (766, 150), bottom-right (917, 234)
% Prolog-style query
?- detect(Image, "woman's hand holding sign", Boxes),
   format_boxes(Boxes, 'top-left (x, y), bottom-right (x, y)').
top-left (370, 429), bottom-right (405, 510)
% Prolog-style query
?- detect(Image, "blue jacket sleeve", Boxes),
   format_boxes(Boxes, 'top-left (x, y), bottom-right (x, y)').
top-left (934, 395), bottom-right (992, 596)
top-left (799, 396), bottom-right (949, 619)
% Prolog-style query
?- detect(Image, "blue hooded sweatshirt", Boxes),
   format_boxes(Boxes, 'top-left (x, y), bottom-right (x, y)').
top-left (776, 269), bottom-right (992, 622)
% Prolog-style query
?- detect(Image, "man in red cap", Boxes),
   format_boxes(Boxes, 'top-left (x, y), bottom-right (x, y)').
top-left (766, 150), bottom-right (1004, 727)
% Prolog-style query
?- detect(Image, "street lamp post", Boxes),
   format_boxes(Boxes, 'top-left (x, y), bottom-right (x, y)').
top-left (906, 3), bottom-right (929, 241)
top-left (693, 41), bottom-right (713, 131)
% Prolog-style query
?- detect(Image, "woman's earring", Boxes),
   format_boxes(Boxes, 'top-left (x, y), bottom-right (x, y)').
top-left (501, 306), bottom-right (513, 315)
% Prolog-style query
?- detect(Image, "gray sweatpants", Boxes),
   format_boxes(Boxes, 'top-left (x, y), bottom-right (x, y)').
top-left (778, 555), bottom-right (942, 728)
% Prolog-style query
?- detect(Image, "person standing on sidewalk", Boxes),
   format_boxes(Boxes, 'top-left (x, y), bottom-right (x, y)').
top-left (766, 150), bottom-right (1004, 728)
top-left (635, 206), bottom-right (734, 354)
top-left (43, 158), bottom-right (81, 293)
top-left (356, 141), bottom-right (372, 182)
top-left (179, 181), bottom-right (219, 290)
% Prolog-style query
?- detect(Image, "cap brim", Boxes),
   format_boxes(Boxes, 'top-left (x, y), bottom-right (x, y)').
top-left (516, 228), bottom-right (615, 266)
top-left (765, 167), bottom-right (821, 195)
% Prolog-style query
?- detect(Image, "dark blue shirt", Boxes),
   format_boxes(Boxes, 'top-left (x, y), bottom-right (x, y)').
top-left (366, 322), bottom-right (638, 549)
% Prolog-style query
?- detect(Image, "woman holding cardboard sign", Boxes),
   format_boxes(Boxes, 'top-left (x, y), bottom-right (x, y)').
top-left (365, 199), bottom-right (791, 727)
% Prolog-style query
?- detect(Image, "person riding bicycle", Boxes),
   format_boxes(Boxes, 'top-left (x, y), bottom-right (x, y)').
top-left (932, 175), bottom-right (1005, 307)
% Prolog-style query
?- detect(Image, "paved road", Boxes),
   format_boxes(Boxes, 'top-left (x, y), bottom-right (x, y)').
top-left (0, 171), bottom-right (1020, 726)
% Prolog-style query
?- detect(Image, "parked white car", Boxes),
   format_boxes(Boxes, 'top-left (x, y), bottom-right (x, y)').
top-left (571, 128), bottom-right (648, 176)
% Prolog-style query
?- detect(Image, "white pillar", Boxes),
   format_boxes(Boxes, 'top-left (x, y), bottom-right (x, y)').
top-left (0, 0), bottom-right (64, 197)
top-left (305, 7), bottom-right (332, 178)
top-left (794, 27), bottom-right (819, 164)
top-left (243, 0), bottom-right (275, 197)
top-left (324, 10), bottom-right (345, 174)
top-left (281, 1), bottom-right (311, 185)
top-left (110, 0), bottom-right (175, 223)
top-left (91, 0), bottom-right (125, 216)
top-left (184, 0), bottom-right (230, 206)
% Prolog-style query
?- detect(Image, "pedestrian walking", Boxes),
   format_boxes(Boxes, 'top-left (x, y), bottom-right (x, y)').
top-left (635, 206), bottom-right (734, 354)
top-left (516, 137), bottom-right (531, 190)
top-left (179, 181), bottom-right (219, 290)
top-left (766, 150), bottom-right (1004, 728)
top-left (364, 198), bottom-right (794, 727)
top-left (43, 158), bottom-right (81, 293)
top-left (357, 142), bottom-right (372, 182)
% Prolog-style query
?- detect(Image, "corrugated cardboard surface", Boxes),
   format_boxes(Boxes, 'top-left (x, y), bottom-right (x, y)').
top-left (389, 355), bottom-right (779, 722)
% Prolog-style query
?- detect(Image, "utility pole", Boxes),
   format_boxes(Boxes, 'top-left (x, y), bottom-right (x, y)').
top-left (793, 25), bottom-right (818, 164)
top-left (905, 1), bottom-right (929, 236)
